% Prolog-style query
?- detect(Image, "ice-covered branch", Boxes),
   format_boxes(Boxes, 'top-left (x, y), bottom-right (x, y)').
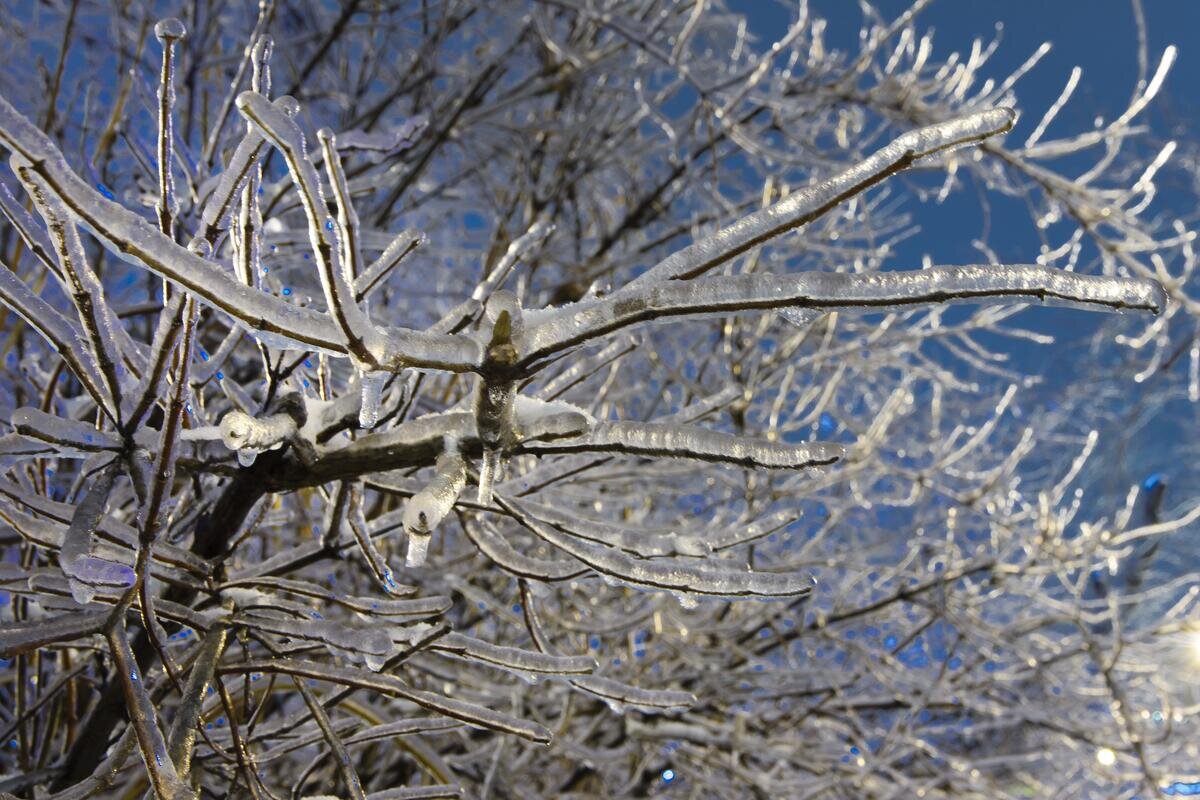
top-left (236, 91), bottom-right (378, 366)
top-left (621, 108), bottom-right (1016, 289)
top-left (471, 218), bottom-right (554, 305)
top-left (525, 421), bottom-right (843, 469)
top-left (0, 91), bottom-right (481, 371)
top-left (0, 258), bottom-right (118, 420)
top-left (495, 493), bottom-right (814, 599)
top-left (521, 265), bottom-right (1166, 368)
top-left (318, 129), bottom-right (364, 283)
top-left (219, 400), bottom-right (304, 466)
top-left (218, 659), bottom-right (552, 744)
top-left (353, 229), bottom-right (424, 302)
top-left (106, 621), bottom-right (187, 800)
top-left (195, 109), bottom-right (276, 248)
top-left (60, 464), bottom-right (134, 603)
top-left (153, 18), bottom-right (186, 237)
top-left (11, 407), bottom-right (121, 455)
top-left (15, 157), bottom-right (128, 422)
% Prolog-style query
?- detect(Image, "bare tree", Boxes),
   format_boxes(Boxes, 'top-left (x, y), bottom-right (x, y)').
top-left (0, 1), bottom-right (1194, 798)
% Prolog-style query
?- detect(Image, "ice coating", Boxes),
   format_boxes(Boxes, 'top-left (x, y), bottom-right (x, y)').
top-left (471, 219), bottom-right (554, 305)
top-left (354, 229), bottom-right (425, 301)
top-left (106, 622), bottom-right (187, 799)
top-left (621, 108), bottom-right (1016, 290)
top-left (569, 675), bottom-right (696, 712)
top-left (0, 179), bottom-right (59, 279)
top-left (59, 464), bottom-right (134, 596)
top-left (332, 115), bottom-right (428, 153)
top-left (496, 494), bottom-right (814, 598)
top-left (196, 126), bottom-right (270, 242)
top-left (521, 265), bottom-right (1166, 366)
top-left (0, 265), bottom-right (116, 418)
top-left (403, 449), bottom-right (467, 567)
top-left (1, 611), bottom-right (109, 658)
top-left (11, 407), bottom-right (121, 453)
top-left (460, 516), bottom-right (586, 582)
top-left (153, 17), bottom-right (187, 40)
top-left (242, 611), bottom-right (395, 667)
top-left (432, 632), bottom-right (596, 675)
top-left (236, 91), bottom-right (379, 364)
top-left (345, 483), bottom-right (402, 594)
top-left (507, 496), bottom-right (711, 558)
top-left (222, 659), bottom-right (552, 743)
top-left (0, 92), bottom-right (481, 370)
top-left (527, 420), bottom-right (843, 470)
top-left (317, 128), bottom-right (362, 282)
top-left (219, 409), bottom-right (297, 452)
top-left (518, 410), bottom-right (591, 442)
top-left (14, 158), bottom-right (128, 417)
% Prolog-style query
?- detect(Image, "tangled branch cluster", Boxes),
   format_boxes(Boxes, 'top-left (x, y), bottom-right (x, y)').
top-left (0, 1), bottom-right (1195, 798)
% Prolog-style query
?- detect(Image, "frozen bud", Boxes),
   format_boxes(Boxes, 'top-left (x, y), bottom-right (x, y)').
top-left (485, 291), bottom-right (523, 334)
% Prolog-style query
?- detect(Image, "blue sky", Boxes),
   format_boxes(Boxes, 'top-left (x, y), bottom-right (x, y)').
top-left (721, 1), bottom-right (1199, 534)
top-left (729, 0), bottom-right (1196, 367)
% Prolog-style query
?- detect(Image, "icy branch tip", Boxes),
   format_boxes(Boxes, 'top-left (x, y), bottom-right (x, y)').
top-left (237, 91), bottom-right (300, 118)
top-left (154, 18), bottom-right (187, 41)
top-left (252, 35), bottom-right (274, 61)
top-left (906, 107), bottom-right (1016, 161)
top-left (1142, 277), bottom-right (1169, 315)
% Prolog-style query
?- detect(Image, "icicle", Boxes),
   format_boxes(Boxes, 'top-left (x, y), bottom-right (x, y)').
top-left (476, 448), bottom-right (500, 506)
top-left (358, 370), bottom-right (388, 429)
top-left (404, 448), bottom-right (467, 567)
